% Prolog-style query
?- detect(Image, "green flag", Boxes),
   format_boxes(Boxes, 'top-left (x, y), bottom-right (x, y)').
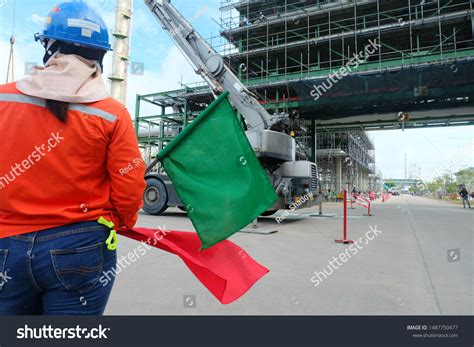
top-left (157, 91), bottom-right (278, 249)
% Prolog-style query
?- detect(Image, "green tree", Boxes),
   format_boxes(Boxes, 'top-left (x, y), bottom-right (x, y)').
top-left (455, 168), bottom-right (474, 190)
top-left (426, 177), bottom-right (443, 193)
top-left (439, 174), bottom-right (458, 194)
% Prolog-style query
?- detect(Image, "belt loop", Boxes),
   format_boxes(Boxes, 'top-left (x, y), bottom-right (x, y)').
top-left (97, 217), bottom-right (118, 251)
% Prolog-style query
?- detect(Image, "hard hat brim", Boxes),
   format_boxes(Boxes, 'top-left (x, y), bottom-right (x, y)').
top-left (39, 34), bottom-right (112, 51)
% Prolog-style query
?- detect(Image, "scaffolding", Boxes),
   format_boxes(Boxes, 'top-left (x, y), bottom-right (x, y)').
top-left (217, 0), bottom-right (473, 81)
top-left (135, 0), bottom-right (474, 188)
top-left (134, 85), bottom-right (214, 171)
top-left (316, 130), bottom-right (376, 192)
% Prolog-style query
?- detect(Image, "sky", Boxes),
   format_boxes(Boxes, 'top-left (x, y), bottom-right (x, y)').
top-left (370, 128), bottom-right (473, 180)
top-left (0, 0), bottom-right (473, 181)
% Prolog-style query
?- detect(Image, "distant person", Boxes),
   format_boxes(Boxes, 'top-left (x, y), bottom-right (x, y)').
top-left (325, 189), bottom-right (330, 202)
top-left (459, 187), bottom-right (471, 209)
top-left (0, 2), bottom-right (146, 315)
top-left (331, 189), bottom-right (337, 202)
top-left (337, 191), bottom-right (344, 202)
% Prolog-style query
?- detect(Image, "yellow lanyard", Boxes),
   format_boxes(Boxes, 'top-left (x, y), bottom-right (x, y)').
top-left (97, 216), bottom-right (118, 251)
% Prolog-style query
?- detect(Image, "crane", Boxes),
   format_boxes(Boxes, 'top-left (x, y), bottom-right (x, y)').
top-left (144, 0), bottom-right (276, 131)
top-left (5, 35), bottom-right (15, 84)
top-left (141, 0), bottom-right (320, 215)
top-left (5, 0), bottom-right (16, 84)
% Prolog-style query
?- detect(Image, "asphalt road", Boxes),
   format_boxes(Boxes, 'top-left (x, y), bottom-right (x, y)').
top-left (105, 195), bottom-right (473, 315)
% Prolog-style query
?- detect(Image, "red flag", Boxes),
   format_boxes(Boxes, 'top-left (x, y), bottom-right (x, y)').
top-left (118, 227), bottom-right (269, 304)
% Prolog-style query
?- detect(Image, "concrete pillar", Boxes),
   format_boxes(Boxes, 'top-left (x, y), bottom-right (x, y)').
top-left (354, 163), bottom-right (360, 191)
top-left (364, 172), bottom-right (367, 191)
top-left (336, 156), bottom-right (342, 193)
top-left (310, 120), bottom-right (316, 163)
top-left (346, 162), bottom-right (352, 191)
top-left (109, 0), bottom-right (132, 104)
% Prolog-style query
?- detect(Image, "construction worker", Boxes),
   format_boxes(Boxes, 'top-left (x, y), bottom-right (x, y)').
top-left (0, 2), bottom-right (146, 315)
top-left (459, 186), bottom-right (471, 209)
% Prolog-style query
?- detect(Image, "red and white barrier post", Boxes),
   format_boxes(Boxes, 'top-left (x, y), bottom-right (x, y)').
top-left (335, 190), bottom-right (354, 244)
top-left (365, 200), bottom-right (372, 216)
top-left (352, 193), bottom-right (373, 216)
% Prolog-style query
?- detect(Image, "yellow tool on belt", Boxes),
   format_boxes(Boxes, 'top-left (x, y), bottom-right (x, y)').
top-left (98, 216), bottom-right (118, 251)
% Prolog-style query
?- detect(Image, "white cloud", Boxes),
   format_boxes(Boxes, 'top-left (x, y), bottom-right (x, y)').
top-left (371, 128), bottom-right (474, 180)
top-left (121, 46), bottom-right (204, 116)
top-left (28, 14), bottom-right (45, 26)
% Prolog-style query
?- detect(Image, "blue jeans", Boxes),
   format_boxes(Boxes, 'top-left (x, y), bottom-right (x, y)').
top-left (0, 221), bottom-right (116, 315)
top-left (462, 197), bottom-right (471, 208)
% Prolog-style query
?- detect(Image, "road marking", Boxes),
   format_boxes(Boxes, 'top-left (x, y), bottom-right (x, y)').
top-left (405, 204), bottom-right (443, 315)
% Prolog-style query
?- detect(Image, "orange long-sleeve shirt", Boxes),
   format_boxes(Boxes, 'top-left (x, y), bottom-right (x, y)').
top-left (0, 82), bottom-right (146, 237)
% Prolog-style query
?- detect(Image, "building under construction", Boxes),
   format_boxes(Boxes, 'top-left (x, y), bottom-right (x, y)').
top-left (135, 0), bottom-right (474, 193)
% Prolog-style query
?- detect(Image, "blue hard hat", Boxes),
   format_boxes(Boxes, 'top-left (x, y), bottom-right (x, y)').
top-left (38, 1), bottom-right (111, 51)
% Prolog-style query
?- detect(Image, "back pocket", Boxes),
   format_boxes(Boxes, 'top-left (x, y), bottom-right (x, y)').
top-left (51, 243), bottom-right (103, 294)
top-left (0, 249), bottom-right (8, 292)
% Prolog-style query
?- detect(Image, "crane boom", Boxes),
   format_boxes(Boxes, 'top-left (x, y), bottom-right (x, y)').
top-left (144, 0), bottom-right (275, 131)
top-left (140, 0), bottom-right (321, 217)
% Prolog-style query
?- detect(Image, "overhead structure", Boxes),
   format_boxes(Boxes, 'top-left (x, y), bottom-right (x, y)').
top-left (5, 0), bottom-right (16, 83)
top-left (109, 0), bottom-right (133, 104)
top-left (136, 0), bottom-right (474, 193)
top-left (137, 0), bottom-right (320, 216)
top-left (316, 131), bottom-right (377, 192)
top-left (5, 35), bottom-right (15, 84)
top-left (139, 0), bottom-right (474, 132)
top-left (217, 0), bottom-right (474, 129)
